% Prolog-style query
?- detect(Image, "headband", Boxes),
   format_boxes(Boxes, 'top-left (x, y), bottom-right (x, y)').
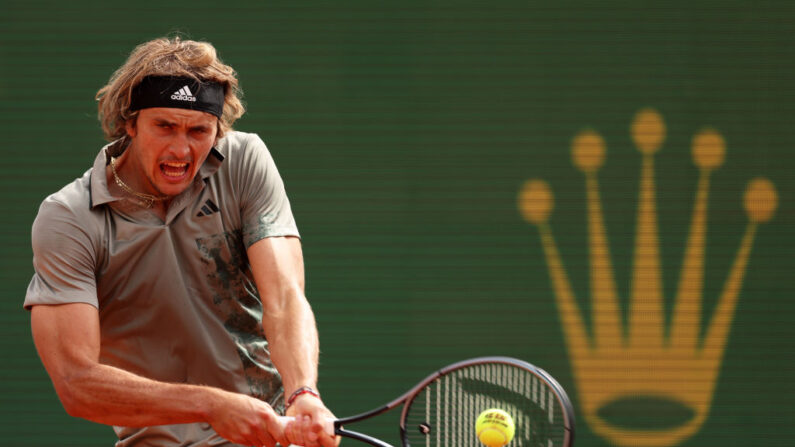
top-left (129, 76), bottom-right (225, 118)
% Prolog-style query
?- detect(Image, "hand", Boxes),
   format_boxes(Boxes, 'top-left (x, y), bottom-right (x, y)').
top-left (285, 394), bottom-right (340, 447)
top-left (206, 390), bottom-right (289, 447)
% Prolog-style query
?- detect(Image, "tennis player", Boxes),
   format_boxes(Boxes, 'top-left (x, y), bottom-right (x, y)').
top-left (24, 37), bottom-right (336, 447)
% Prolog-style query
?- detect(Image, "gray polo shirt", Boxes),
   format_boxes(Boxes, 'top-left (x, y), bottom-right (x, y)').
top-left (25, 131), bottom-right (300, 446)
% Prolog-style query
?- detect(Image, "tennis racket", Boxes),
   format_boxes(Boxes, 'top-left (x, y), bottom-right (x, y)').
top-left (279, 356), bottom-right (574, 447)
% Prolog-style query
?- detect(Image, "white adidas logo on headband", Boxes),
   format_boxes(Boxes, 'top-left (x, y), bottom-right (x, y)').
top-left (171, 86), bottom-right (197, 102)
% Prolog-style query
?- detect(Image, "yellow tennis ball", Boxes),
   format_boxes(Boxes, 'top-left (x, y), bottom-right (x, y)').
top-left (475, 409), bottom-right (515, 447)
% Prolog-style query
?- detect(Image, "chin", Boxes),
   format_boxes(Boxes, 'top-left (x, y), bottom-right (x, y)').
top-left (157, 182), bottom-right (192, 197)
top-left (154, 167), bottom-right (195, 196)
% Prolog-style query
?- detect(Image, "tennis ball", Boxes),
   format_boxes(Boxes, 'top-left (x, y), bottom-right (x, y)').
top-left (475, 409), bottom-right (515, 447)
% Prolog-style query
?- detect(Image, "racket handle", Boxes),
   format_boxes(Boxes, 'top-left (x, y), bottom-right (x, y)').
top-left (277, 415), bottom-right (335, 436)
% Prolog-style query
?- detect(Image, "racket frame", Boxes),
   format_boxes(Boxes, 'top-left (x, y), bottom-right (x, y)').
top-left (324, 356), bottom-right (575, 447)
top-left (397, 357), bottom-right (575, 447)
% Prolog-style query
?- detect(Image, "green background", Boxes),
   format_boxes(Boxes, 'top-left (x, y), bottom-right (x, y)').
top-left (1, 1), bottom-right (793, 446)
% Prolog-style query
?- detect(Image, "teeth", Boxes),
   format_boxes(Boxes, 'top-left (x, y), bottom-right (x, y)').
top-left (161, 161), bottom-right (189, 178)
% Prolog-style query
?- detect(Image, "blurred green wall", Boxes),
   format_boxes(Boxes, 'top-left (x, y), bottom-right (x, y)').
top-left (1, 1), bottom-right (793, 446)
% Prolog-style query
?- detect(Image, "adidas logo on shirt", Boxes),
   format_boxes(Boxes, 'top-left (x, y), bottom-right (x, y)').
top-left (196, 199), bottom-right (220, 217)
top-left (171, 85), bottom-right (197, 102)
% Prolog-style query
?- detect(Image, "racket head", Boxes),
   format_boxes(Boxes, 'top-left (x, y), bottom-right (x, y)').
top-left (399, 357), bottom-right (574, 447)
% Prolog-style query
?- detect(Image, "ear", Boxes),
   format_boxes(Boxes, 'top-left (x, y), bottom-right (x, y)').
top-left (125, 118), bottom-right (137, 138)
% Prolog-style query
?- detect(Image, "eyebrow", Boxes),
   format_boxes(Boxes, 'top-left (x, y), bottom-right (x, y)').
top-left (152, 118), bottom-right (212, 129)
top-left (153, 118), bottom-right (174, 125)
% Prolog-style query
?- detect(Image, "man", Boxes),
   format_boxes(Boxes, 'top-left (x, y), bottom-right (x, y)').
top-left (24, 37), bottom-right (336, 447)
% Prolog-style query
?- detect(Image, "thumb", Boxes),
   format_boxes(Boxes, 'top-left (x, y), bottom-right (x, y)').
top-left (267, 413), bottom-right (290, 446)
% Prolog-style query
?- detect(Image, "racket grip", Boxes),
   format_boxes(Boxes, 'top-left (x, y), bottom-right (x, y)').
top-left (277, 415), bottom-right (335, 436)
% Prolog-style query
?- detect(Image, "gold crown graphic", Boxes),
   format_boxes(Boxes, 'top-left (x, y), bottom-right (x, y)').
top-left (518, 108), bottom-right (778, 447)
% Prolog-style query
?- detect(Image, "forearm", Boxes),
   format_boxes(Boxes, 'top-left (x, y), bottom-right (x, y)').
top-left (31, 297), bottom-right (285, 446)
top-left (263, 289), bottom-right (320, 395)
top-left (247, 234), bottom-right (336, 447)
top-left (249, 237), bottom-right (320, 396)
top-left (55, 359), bottom-right (287, 446)
top-left (57, 361), bottom-right (224, 427)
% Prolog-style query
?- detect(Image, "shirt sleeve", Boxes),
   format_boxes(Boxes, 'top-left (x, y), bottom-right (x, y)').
top-left (24, 198), bottom-right (98, 310)
top-left (236, 134), bottom-right (300, 248)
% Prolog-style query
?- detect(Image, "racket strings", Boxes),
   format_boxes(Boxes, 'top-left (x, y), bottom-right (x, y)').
top-left (403, 363), bottom-right (567, 447)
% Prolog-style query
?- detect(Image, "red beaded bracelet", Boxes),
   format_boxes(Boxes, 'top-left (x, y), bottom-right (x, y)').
top-left (286, 386), bottom-right (320, 409)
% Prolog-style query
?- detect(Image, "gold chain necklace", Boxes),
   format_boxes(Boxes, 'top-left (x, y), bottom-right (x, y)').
top-left (110, 157), bottom-right (167, 208)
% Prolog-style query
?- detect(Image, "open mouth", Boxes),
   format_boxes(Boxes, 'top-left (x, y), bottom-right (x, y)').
top-left (160, 161), bottom-right (190, 180)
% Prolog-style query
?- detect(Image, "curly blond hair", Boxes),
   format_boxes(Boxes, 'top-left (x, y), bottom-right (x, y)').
top-left (96, 36), bottom-right (245, 142)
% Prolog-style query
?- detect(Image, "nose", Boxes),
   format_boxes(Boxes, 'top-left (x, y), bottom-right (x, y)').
top-left (167, 131), bottom-right (191, 159)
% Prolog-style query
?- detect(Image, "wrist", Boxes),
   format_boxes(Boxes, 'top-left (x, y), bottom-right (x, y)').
top-left (197, 386), bottom-right (225, 421)
top-left (285, 386), bottom-right (320, 410)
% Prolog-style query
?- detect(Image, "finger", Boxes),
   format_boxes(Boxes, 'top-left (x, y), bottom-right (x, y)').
top-left (310, 411), bottom-right (336, 447)
top-left (309, 416), bottom-right (327, 437)
top-left (265, 413), bottom-right (283, 437)
top-left (316, 426), bottom-right (338, 447)
top-left (306, 416), bottom-right (320, 441)
top-left (254, 420), bottom-right (277, 447)
top-left (271, 421), bottom-right (289, 447)
top-left (287, 417), bottom-right (305, 447)
top-left (302, 415), bottom-right (320, 447)
top-left (269, 414), bottom-right (290, 447)
top-left (261, 432), bottom-right (278, 447)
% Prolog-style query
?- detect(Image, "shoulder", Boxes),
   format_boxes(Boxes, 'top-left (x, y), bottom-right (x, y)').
top-left (36, 170), bottom-right (92, 221)
top-left (32, 169), bottom-right (102, 246)
top-left (26, 171), bottom-right (103, 310)
top-left (214, 131), bottom-right (281, 182)
top-left (215, 130), bottom-right (269, 158)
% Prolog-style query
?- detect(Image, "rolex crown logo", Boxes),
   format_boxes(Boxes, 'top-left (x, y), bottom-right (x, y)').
top-left (518, 108), bottom-right (778, 447)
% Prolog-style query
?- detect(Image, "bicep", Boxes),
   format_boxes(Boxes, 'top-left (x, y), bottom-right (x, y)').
top-left (247, 236), bottom-right (305, 312)
top-left (31, 303), bottom-right (100, 389)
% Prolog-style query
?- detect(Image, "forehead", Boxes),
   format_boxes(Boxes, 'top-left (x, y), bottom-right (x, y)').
top-left (139, 107), bottom-right (218, 125)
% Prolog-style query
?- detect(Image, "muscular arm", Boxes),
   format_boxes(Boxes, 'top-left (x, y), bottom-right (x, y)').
top-left (248, 236), bottom-right (337, 447)
top-left (31, 303), bottom-right (285, 447)
top-left (249, 236), bottom-right (317, 394)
